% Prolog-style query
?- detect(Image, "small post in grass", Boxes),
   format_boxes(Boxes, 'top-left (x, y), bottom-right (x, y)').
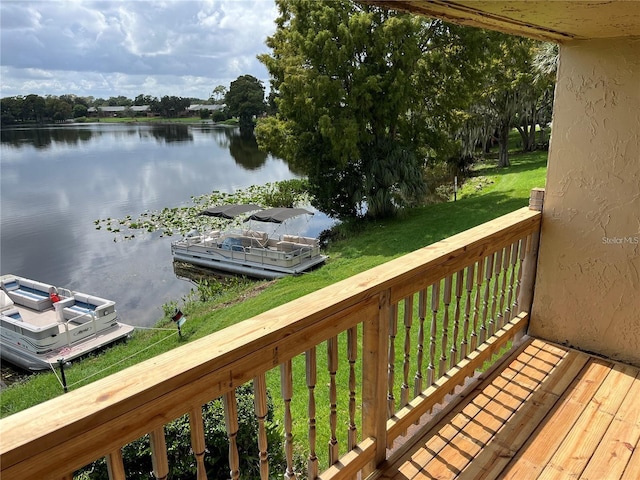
top-left (57, 358), bottom-right (68, 393)
top-left (454, 176), bottom-right (458, 201)
top-left (172, 309), bottom-right (186, 337)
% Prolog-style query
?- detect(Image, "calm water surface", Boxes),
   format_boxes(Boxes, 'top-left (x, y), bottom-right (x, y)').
top-left (1, 123), bottom-right (332, 328)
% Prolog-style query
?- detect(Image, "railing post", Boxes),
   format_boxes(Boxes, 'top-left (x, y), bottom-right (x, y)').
top-left (253, 374), bottom-right (271, 480)
top-left (106, 449), bottom-right (126, 480)
top-left (516, 188), bottom-right (544, 340)
top-left (223, 391), bottom-right (240, 480)
top-left (189, 407), bottom-right (208, 480)
top-left (281, 361), bottom-right (296, 480)
top-left (149, 427), bottom-right (169, 480)
top-left (362, 289), bottom-right (390, 477)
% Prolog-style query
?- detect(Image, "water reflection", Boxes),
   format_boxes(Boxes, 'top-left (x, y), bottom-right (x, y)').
top-left (230, 131), bottom-right (268, 170)
top-left (0, 123), bottom-right (208, 149)
top-left (147, 124), bottom-right (194, 143)
top-left (1, 125), bottom-right (98, 149)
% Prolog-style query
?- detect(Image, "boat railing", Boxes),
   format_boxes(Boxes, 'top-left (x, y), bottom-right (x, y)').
top-left (0, 190), bottom-right (544, 480)
top-left (58, 287), bottom-right (74, 299)
top-left (61, 311), bottom-right (98, 344)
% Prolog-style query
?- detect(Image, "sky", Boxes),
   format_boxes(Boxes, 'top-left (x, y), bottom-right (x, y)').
top-left (0, 0), bottom-right (279, 101)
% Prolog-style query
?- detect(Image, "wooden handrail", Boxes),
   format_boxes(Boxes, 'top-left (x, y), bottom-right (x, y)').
top-left (0, 204), bottom-right (542, 480)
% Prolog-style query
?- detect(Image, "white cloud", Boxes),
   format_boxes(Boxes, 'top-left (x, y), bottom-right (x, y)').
top-left (0, 0), bottom-right (277, 99)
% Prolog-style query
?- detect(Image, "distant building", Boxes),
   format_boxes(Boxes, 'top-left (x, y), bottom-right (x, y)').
top-left (187, 104), bottom-right (225, 112)
top-left (87, 106), bottom-right (151, 117)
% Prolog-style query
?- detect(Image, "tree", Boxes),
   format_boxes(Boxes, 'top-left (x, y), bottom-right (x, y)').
top-left (1, 96), bottom-right (22, 124)
top-left (73, 104), bottom-right (88, 118)
top-left (153, 96), bottom-right (190, 117)
top-left (461, 35), bottom-right (553, 167)
top-left (224, 75), bottom-right (265, 132)
top-left (210, 85), bottom-right (227, 105)
top-left (107, 95), bottom-right (132, 106)
top-left (134, 94), bottom-right (156, 106)
top-left (256, 0), bottom-right (486, 218)
top-left (530, 42), bottom-right (558, 146)
top-left (23, 94), bottom-right (46, 123)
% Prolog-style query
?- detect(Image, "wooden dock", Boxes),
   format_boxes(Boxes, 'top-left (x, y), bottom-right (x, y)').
top-left (377, 338), bottom-right (640, 480)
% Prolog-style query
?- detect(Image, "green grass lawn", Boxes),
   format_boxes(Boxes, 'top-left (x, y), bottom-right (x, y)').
top-left (0, 146), bottom-right (548, 468)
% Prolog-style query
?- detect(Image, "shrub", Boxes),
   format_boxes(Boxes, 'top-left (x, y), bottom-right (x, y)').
top-left (262, 179), bottom-right (309, 208)
top-left (75, 383), bottom-right (284, 479)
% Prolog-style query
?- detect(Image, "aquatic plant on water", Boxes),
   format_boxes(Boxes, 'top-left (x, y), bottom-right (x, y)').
top-left (94, 179), bottom-right (310, 241)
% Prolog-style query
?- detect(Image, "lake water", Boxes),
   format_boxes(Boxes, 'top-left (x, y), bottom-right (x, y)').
top-left (1, 123), bottom-right (333, 328)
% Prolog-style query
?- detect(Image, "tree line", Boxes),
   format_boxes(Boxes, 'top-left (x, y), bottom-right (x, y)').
top-left (0, 76), bottom-right (269, 128)
top-left (0, 93), bottom-right (231, 125)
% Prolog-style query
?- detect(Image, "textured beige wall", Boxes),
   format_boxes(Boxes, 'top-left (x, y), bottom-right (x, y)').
top-left (530, 37), bottom-right (640, 366)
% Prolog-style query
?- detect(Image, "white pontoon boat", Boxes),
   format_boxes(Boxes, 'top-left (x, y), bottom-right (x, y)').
top-left (170, 206), bottom-right (327, 279)
top-left (0, 275), bottom-right (134, 371)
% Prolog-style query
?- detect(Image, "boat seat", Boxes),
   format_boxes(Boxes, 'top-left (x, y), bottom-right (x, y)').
top-left (243, 230), bottom-right (268, 240)
top-left (61, 293), bottom-right (114, 322)
top-left (2, 277), bottom-right (55, 311)
top-left (6, 288), bottom-right (52, 311)
top-left (277, 241), bottom-right (312, 253)
top-left (0, 307), bottom-right (21, 321)
top-left (282, 235), bottom-right (319, 246)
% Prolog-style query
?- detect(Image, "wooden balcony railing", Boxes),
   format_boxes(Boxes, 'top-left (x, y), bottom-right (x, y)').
top-left (0, 189), bottom-right (544, 480)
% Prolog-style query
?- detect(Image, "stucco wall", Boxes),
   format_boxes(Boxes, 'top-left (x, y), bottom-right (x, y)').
top-left (530, 38), bottom-right (640, 366)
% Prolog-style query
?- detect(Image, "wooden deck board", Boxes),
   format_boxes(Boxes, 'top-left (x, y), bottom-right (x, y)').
top-left (535, 363), bottom-right (638, 479)
top-left (621, 436), bottom-right (640, 480)
top-left (580, 370), bottom-right (640, 480)
top-left (458, 343), bottom-right (591, 480)
top-left (376, 339), bottom-right (640, 480)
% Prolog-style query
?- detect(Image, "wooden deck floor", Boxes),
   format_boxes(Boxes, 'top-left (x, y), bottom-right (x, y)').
top-left (377, 338), bottom-right (640, 480)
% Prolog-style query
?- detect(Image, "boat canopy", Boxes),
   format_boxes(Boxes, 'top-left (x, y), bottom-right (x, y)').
top-left (199, 204), bottom-right (262, 219)
top-left (247, 207), bottom-right (314, 224)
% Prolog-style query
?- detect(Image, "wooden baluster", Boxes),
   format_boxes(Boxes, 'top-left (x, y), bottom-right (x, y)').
top-left (305, 348), bottom-right (318, 480)
top-left (439, 276), bottom-right (452, 378)
top-left (401, 295), bottom-right (413, 408)
top-left (327, 335), bottom-right (339, 465)
top-left (253, 374), bottom-right (270, 480)
top-left (450, 270), bottom-right (463, 369)
top-left (281, 363), bottom-right (296, 480)
top-left (489, 249), bottom-right (502, 337)
top-left (223, 391), bottom-right (240, 480)
top-left (497, 245), bottom-right (511, 329)
top-left (479, 253), bottom-right (494, 344)
top-left (427, 281), bottom-right (440, 387)
top-left (106, 448), bottom-right (126, 480)
top-left (512, 237), bottom-right (527, 317)
top-left (387, 303), bottom-right (398, 418)
top-left (460, 264), bottom-right (474, 359)
top-left (149, 427), bottom-right (169, 480)
top-left (189, 407), bottom-right (208, 480)
top-left (347, 326), bottom-right (358, 451)
top-left (281, 361), bottom-right (296, 480)
top-left (505, 240), bottom-right (520, 322)
top-left (414, 289), bottom-right (427, 397)
top-left (471, 259), bottom-right (484, 351)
